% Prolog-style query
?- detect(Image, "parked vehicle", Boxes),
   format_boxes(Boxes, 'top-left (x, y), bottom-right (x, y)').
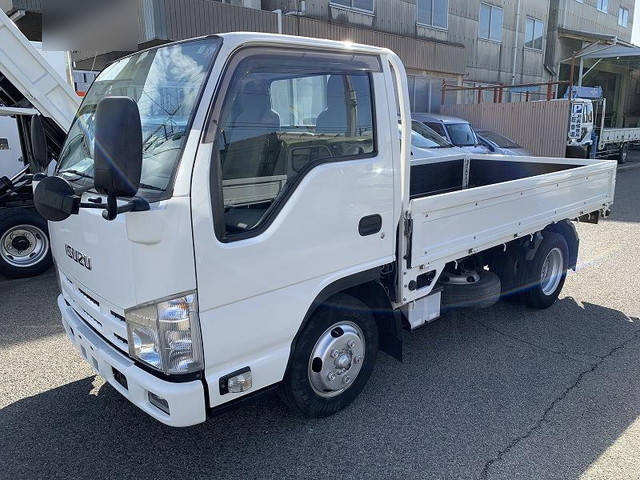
top-left (31, 33), bottom-right (615, 427)
top-left (475, 129), bottom-right (531, 156)
top-left (0, 11), bottom-right (79, 277)
top-left (566, 95), bottom-right (640, 162)
top-left (412, 113), bottom-right (491, 154)
top-left (405, 120), bottom-right (464, 160)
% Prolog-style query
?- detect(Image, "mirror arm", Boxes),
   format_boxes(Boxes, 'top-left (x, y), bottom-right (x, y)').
top-left (101, 195), bottom-right (150, 221)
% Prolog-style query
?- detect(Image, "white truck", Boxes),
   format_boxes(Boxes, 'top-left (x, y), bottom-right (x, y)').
top-left (31, 33), bottom-right (616, 427)
top-left (0, 9), bottom-right (80, 277)
top-left (566, 96), bottom-right (640, 162)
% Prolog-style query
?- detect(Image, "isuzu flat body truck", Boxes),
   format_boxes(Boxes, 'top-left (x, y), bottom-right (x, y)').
top-left (32, 33), bottom-right (616, 427)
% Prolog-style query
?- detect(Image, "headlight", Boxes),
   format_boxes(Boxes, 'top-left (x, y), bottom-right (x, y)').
top-left (125, 292), bottom-right (203, 375)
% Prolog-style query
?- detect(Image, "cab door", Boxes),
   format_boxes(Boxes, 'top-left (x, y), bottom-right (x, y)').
top-left (190, 46), bottom-right (396, 406)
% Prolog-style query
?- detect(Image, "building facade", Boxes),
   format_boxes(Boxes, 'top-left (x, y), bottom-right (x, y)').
top-left (1, 0), bottom-right (637, 115)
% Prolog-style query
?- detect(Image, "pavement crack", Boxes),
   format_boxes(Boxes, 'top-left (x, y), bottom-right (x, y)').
top-left (469, 316), bottom-right (600, 362)
top-left (477, 328), bottom-right (640, 480)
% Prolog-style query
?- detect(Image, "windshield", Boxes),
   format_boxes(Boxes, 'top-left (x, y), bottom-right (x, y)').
top-left (402, 121), bottom-right (451, 148)
top-left (446, 123), bottom-right (477, 147)
top-left (476, 130), bottom-right (521, 149)
top-left (57, 38), bottom-right (220, 196)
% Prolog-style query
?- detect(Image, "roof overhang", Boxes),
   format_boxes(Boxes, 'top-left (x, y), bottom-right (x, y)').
top-left (558, 27), bottom-right (621, 45)
top-left (559, 28), bottom-right (639, 64)
top-left (579, 44), bottom-right (640, 60)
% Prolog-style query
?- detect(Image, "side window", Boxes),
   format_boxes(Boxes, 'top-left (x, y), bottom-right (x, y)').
top-left (210, 51), bottom-right (378, 240)
top-left (426, 122), bottom-right (446, 137)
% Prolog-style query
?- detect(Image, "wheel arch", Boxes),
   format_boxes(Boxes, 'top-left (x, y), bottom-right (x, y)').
top-left (285, 267), bottom-right (402, 377)
top-left (545, 220), bottom-right (579, 271)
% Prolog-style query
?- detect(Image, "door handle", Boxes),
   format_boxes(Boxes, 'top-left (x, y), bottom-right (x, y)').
top-left (359, 214), bottom-right (382, 236)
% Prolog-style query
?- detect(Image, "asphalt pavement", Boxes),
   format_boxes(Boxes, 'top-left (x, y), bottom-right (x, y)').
top-left (1, 165), bottom-right (640, 479)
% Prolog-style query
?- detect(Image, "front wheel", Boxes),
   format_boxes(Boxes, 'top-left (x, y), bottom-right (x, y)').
top-left (0, 208), bottom-right (52, 278)
top-left (280, 293), bottom-right (378, 417)
top-left (520, 232), bottom-right (568, 309)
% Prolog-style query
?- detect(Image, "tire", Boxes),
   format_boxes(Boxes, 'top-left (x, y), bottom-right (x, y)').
top-left (280, 293), bottom-right (378, 418)
top-left (0, 208), bottom-right (52, 278)
top-left (520, 232), bottom-right (568, 309)
top-left (618, 144), bottom-right (629, 164)
top-left (440, 270), bottom-right (501, 309)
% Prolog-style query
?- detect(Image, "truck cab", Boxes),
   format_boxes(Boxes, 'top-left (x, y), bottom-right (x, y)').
top-left (34, 33), bottom-right (616, 427)
top-left (566, 98), bottom-right (594, 158)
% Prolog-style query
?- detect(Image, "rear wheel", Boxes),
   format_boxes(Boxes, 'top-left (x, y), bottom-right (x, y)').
top-left (0, 208), bottom-right (52, 278)
top-left (618, 143), bottom-right (629, 164)
top-left (280, 293), bottom-right (378, 417)
top-left (520, 232), bottom-right (568, 309)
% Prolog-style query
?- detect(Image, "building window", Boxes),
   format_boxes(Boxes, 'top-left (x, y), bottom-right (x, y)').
top-left (525, 17), bottom-right (544, 50)
top-left (597, 0), bottom-right (608, 13)
top-left (417, 0), bottom-right (449, 29)
top-left (479, 3), bottom-right (503, 42)
top-left (619, 7), bottom-right (629, 27)
top-left (330, 0), bottom-right (374, 13)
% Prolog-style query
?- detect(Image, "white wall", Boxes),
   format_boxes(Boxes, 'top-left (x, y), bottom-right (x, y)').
top-left (0, 116), bottom-right (22, 178)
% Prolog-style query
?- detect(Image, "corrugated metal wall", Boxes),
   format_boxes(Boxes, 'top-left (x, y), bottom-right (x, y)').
top-left (144, 0), bottom-right (278, 42)
top-left (142, 0), bottom-right (466, 75)
top-left (282, 15), bottom-right (465, 74)
top-left (442, 100), bottom-right (571, 157)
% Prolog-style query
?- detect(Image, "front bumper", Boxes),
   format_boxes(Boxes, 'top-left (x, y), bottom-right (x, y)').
top-left (57, 294), bottom-right (206, 427)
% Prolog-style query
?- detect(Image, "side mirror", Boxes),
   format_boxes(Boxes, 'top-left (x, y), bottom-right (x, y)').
top-left (34, 175), bottom-right (79, 222)
top-left (34, 97), bottom-right (149, 223)
top-left (94, 96), bottom-right (143, 198)
top-left (29, 115), bottom-right (49, 173)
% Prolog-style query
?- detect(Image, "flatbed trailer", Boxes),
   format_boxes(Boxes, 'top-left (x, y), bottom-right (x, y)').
top-left (31, 32), bottom-right (616, 427)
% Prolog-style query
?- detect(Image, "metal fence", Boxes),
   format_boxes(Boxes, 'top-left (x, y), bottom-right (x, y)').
top-left (442, 100), bottom-right (571, 157)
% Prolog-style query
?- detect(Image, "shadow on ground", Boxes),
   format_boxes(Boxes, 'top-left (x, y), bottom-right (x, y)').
top-left (0, 268), bottom-right (59, 347)
top-left (1, 296), bottom-right (638, 480)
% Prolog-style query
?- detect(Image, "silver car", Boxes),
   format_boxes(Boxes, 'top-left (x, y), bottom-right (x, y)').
top-left (475, 129), bottom-right (531, 156)
top-left (412, 113), bottom-right (491, 154)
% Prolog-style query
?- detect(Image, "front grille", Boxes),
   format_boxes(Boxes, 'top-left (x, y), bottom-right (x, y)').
top-left (79, 289), bottom-right (99, 307)
top-left (59, 270), bottom-right (129, 355)
top-left (73, 306), bottom-right (102, 328)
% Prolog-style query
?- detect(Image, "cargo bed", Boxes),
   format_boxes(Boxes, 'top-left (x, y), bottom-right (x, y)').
top-left (400, 154), bottom-right (616, 304)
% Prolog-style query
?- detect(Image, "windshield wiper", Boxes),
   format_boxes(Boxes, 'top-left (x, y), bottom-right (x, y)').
top-left (59, 169), bottom-right (94, 179)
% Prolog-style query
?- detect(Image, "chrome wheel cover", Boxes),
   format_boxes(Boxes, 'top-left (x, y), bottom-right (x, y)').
top-left (308, 321), bottom-right (365, 398)
top-left (540, 247), bottom-right (563, 296)
top-left (0, 224), bottom-right (49, 268)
